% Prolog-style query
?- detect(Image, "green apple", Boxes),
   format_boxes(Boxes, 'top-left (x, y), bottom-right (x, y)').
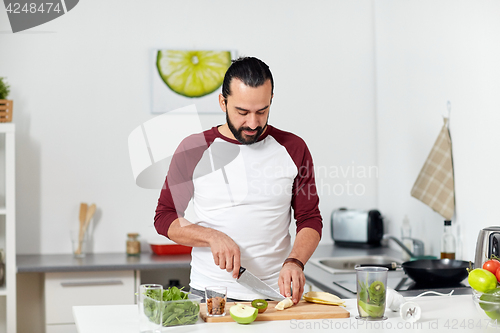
top-left (229, 303), bottom-right (258, 324)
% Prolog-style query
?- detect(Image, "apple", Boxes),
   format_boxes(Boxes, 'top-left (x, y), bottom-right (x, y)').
top-left (229, 303), bottom-right (258, 324)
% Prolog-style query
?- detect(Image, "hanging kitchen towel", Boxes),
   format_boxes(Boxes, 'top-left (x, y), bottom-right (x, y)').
top-left (411, 118), bottom-right (455, 220)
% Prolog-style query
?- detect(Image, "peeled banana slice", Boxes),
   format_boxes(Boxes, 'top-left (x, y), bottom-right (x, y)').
top-left (275, 297), bottom-right (293, 310)
top-left (302, 291), bottom-right (345, 306)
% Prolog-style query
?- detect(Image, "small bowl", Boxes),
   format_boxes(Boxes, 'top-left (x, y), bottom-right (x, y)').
top-left (147, 236), bottom-right (192, 255)
top-left (472, 289), bottom-right (500, 324)
top-left (149, 243), bottom-right (192, 255)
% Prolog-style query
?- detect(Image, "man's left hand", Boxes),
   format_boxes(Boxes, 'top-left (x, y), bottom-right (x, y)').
top-left (278, 262), bottom-right (305, 304)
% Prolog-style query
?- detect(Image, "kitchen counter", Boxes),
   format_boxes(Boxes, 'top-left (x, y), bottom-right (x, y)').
top-left (61, 245), bottom-right (478, 331)
top-left (17, 252), bottom-right (192, 332)
top-left (73, 294), bottom-right (492, 332)
top-left (16, 252), bottom-right (191, 273)
top-left (16, 244), bottom-right (396, 273)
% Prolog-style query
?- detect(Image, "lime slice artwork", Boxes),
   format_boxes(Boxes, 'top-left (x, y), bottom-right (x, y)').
top-left (157, 50), bottom-right (232, 98)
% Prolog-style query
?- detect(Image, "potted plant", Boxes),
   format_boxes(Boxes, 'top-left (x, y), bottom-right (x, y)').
top-left (0, 77), bottom-right (12, 122)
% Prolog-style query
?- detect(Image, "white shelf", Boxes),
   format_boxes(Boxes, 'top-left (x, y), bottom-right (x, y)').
top-left (0, 124), bottom-right (15, 332)
top-left (0, 124), bottom-right (14, 133)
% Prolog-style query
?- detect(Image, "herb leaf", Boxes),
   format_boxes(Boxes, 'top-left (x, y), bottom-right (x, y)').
top-left (143, 286), bottom-right (199, 326)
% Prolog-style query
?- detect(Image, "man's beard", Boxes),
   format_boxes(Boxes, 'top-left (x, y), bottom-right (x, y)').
top-left (226, 111), bottom-right (267, 145)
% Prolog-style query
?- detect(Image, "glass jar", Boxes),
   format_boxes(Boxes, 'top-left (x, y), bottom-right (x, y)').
top-left (126, 233), bottom-right (140, 256)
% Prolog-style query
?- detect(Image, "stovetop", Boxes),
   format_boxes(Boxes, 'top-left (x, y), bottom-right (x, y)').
top-left (332, 271), bottom-right (472, 297)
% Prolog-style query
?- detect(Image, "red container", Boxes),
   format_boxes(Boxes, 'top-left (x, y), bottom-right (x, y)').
top-left (150, 244), bottom-right (192, 255)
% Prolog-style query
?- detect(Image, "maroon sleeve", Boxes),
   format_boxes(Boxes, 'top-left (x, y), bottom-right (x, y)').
top-left (154, 131), bottom-right (212, 238)
top-left (270, 128), bottom-right (323, 238)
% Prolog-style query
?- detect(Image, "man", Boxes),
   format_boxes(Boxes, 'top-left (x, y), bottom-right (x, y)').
top-left (154, 57), bottom-right (322, 304)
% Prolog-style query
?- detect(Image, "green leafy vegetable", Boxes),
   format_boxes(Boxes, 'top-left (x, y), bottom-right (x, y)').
top-left (357, 280), bottom-right (386, 318)
top-left (143, 286), bottom-right (200, 326)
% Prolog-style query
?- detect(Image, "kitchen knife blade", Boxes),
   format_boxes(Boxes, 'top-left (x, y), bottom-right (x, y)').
top-left (237, 267), bottom-right (285, 301)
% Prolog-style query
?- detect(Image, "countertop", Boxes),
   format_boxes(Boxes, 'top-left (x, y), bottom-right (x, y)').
top-left (73, 294), bottom-right (492, 332)
top-left (15, 244), bottom-right (391, 273)
top-left (16, 252), bottom-right (191, 273)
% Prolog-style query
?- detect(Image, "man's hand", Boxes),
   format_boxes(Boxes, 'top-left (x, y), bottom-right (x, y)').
top-left (279, 227), bottom-right (320, 304)
top-left (278, 262), bottom-right (305, 304)
top-left (166, 218), bottom-right (242, 278)
top-left (208, 230), bottom-right (241, 279)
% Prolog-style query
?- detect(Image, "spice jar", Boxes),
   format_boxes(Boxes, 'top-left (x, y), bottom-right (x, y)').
top-left (126, 233), bottom-right (140, 256)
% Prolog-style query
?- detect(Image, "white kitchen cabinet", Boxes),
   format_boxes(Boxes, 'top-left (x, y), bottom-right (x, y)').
top-left (45, 324), bottom-right (77, 333)
top-left (0, 124), bottom-right (16, 333)
top-left (44, 270), bottom-right (136, 331)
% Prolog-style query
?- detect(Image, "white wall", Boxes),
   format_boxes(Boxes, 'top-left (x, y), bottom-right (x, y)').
top-left (375, 0), bottom-right (500, 260)
top-left (8, 0), bottom-right (496, 259)
top-left (0, 0), bottom-right (378, 254)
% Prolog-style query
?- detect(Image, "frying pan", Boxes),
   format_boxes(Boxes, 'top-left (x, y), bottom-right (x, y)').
top-left (401, 259), bottom-right (470, 285)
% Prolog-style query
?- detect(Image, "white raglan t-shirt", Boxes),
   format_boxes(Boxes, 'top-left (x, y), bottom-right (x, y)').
top-left (155, 125), bottom-right (322, 300)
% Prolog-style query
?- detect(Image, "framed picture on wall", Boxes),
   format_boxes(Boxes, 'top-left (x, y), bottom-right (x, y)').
top-left (151, 49), bottom-right (237, 114)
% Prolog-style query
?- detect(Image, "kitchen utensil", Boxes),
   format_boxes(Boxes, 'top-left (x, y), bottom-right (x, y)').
top-left (355, 266), bottom-right (388, 320)
top-left (205, 286), bottom-right (227, 316)
top-left (138, 284), bottom-right (163, 333)
top-left (237, 267), bottom-right (285, 301)
top-left (199, 299), bottom-right (350, 322)
top-left (75, 203), bottom-right (87, 256)
top-left (386, 288), bottom-right (454, 314)
top-left (79, 203), bottom-right (87, 230)
top-left (400, 301), bottom-right (421, 322)
top-left (474, 226), bottom-right (500, 269)
top-left (386, 288), bottom-right (405, 312)
top-left (356, 262), bottom-right (399, 270)
top-left (76, 203), bottom-right (96, 255)
top-left (331, 208), bottom-right (384, 248)
top-left (83, 203), bottom-right (96, 231)
top-left (401, 259), bottom-right (469, 285)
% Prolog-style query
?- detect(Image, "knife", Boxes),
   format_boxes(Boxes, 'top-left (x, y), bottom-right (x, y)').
top-left (237, 267), bottom-right (285, 301)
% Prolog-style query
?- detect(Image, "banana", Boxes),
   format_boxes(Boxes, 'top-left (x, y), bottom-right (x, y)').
top-left (302, 291), bottom-right (345, 306)
top-left (275, 297), bottom-right (293, 310)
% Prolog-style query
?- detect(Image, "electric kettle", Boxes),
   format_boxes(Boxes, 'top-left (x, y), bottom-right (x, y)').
top-left (474, 226), bottom-right (500, 269)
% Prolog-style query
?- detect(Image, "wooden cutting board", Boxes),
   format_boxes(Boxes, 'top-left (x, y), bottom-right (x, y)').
top-left (200, 300), bottom-right (350, 322)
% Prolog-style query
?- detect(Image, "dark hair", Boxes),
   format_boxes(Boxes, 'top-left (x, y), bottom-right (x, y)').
top-left (221, 57), bottom-right (274, 99)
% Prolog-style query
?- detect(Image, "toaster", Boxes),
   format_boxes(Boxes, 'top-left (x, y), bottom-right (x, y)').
top-left (474, 226), bottom-right (500, 269)
top-left (331, 208), bottom-right (384, 248)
